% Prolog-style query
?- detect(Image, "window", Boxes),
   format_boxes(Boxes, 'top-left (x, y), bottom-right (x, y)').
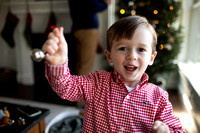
top-left (178, 0), bottom-right (200, 95)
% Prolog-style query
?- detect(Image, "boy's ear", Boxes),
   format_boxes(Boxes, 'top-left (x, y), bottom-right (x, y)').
top-left (149, 51), bottom-right (157, 66)
top-left (104, 49), bottom-right (112, 63)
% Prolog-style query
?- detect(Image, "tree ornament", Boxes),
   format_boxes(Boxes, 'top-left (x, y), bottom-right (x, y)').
top-left (153, 10), bottom-right (158, 15)
top-left (169, 6), bottom-right (174, 10)
top-left (131, 10), bottom-right (136, 16)
top-left (169, 36), bottom-right (175, 43)
top-left (164, 44), bottom-right (172, 51)
top-left (128, 1), bottom-right (134, 6)
top-left (120, 9), bottom-right (125, 15)
top-left (159, 44), bottom-right (164, 50)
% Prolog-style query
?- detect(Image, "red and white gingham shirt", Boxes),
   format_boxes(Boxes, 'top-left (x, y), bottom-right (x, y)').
top-left (45, 61), bottom-right (185, 133)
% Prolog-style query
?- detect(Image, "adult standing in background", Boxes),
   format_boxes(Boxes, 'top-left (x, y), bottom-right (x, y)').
top-left (69, 0), bottom-right (111, 75)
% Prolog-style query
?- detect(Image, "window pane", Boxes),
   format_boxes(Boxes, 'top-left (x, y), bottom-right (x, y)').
top-left (188, 6), bottom-right (200, 62)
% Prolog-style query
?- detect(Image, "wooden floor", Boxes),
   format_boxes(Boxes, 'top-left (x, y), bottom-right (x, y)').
top-left (168, 89), bottom-right (198, 133)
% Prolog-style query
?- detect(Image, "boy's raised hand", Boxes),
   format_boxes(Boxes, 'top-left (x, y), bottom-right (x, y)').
top-left (152, 120), bottom-right (170, 133)
top-left (42, 27), bottom-right (68, 65)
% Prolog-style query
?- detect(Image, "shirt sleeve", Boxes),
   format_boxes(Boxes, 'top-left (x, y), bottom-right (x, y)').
top-left (155, 92), bottom-right (185, 132)
top-left (44, 60), bottom-right (96, 102)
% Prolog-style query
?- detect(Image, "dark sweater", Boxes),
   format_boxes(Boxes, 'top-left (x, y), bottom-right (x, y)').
top-left (69, 0), bottom-right (108, 31)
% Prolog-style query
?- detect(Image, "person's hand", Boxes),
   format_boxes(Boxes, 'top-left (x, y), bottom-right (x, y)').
top-left (152, 120), bottom-right (170, 133)
top-left (42, 27), bottom-right (68, 65)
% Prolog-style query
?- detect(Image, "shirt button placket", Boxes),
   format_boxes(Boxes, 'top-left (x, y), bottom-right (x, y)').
top-left (116, 76), bottom-right (120, 83)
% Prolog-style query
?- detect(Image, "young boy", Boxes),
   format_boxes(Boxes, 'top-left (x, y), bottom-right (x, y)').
top-left (42, 16), bottom-right (185, 132)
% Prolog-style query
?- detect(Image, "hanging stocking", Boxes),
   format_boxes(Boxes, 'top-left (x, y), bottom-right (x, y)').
top-left (24, 11), bottom-right (33, 48)
top-left (1, 10), bottom-right (19, 48)
top-left (44, 11), bottom-right (56, 36)
top-left (24, 1), bottom-right (32, 48)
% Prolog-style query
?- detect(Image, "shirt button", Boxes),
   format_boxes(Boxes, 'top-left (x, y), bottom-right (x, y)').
top-left (121, 127), bottom-right (125, 131)
top-left (126, 95), bottom-right (130, 99)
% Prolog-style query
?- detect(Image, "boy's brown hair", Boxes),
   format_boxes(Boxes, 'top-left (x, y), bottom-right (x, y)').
top-left (106, 15), bottom-right (157, 53)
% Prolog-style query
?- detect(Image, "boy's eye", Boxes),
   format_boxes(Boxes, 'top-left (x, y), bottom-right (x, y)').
top-left (119, 47), bottom-right (127, 51)
top-left (138, 48), bottom-right (145, 52)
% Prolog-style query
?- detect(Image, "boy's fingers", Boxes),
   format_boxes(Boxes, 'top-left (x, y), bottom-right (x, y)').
top-left (43, 39), bottom-right (59, 55)
top-left (58, 27), bottom-right (66, 43)
top-left (52, 27), bottom-right (66, 44)
top-left (153, 120), bottom-right (163, 129)
top-left (52, 27), bottom-right (62, 36)
top-left (59, 27), bottom-right (64, 35)
top-left (48, 32), bottom-right (59, 43)
top-left (52, 27), bottom-right (60, 37)
top-left (152, 121), bottom-right (170, 133)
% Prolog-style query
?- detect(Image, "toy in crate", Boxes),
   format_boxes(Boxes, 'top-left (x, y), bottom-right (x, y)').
top-left (0, 107), bottom-right (14, 127)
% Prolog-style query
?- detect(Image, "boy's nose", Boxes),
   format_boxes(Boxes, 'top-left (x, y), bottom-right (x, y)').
top-left (127, 50), bottom-right (137, 60)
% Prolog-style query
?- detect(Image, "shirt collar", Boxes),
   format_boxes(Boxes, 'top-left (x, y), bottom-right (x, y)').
top-left (113, 70), bottom-right (124, 83)
top-left (139, 73), bottom-right (149, 88)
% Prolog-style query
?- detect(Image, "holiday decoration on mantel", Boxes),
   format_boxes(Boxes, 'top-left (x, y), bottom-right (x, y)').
top-left (24, 1), bottom-right (33, 48)
top-left (116, 0), bottom-right (183, 83)
top-left (24, 2), bottom-right (33, 48)
top-left (1, 9), bottom-right (19, 48)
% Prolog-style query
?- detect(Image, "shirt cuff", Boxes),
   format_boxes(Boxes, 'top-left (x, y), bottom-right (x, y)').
top-left (45, 59), bottom-right (69, 76)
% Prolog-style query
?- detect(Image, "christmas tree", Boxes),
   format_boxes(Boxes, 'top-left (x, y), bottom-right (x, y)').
top-left (116, 0), bottom-right (183, 83)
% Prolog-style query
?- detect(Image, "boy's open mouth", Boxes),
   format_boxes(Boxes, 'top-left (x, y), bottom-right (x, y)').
top-left (124, 66), bottom-right (137, 72)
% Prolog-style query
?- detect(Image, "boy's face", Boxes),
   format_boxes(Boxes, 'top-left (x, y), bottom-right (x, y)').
top-left (105, 26), bottom-right (157, 87)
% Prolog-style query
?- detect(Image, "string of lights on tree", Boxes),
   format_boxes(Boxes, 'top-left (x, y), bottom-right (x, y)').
top-left (117, 0), bottom-right (183, 83)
